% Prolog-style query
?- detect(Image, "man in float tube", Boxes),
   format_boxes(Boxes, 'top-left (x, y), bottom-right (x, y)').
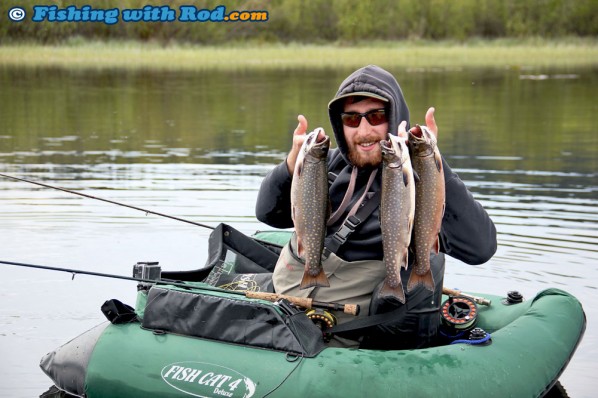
top-left (256, 65), bottom-right (497, 349)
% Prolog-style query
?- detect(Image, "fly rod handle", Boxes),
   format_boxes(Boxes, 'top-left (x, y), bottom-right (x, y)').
top-left (341, 304), bottom-right (359, 316)
top-left (443, 287), bottom-right (462, 296)
top-left (246, 291), bottom-right (313, 309)
top-left (442, 287), bottom-right (492, 306)
top-left (246, 291), bottom-right (360, 316)
top-left (310, 300), bottom-right (360, 316)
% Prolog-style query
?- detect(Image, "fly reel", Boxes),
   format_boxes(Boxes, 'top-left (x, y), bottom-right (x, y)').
top-left (441, 296), bottom-right (478, 332)
top-left (306, 308), bottom-right (337, 342)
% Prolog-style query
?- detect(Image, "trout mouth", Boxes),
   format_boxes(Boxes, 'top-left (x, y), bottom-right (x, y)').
top-left (380, 140), bottom-right (397, 160)
top-left (409, 125), bottom-right (423, 138)
top-left (306, 129), bottom-right (330, 149)
top-left (315, 127), bottom-right (328, 140)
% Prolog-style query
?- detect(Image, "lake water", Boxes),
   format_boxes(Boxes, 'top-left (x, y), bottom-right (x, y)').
top-left (0, 65), bottom-right (597, 397)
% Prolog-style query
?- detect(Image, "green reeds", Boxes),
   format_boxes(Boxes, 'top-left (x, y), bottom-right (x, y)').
top-left (1, 38), bottom-right (596, 71)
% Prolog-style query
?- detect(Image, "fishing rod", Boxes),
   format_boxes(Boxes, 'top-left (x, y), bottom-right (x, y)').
top-left (0, 173), bottom-right (215, 230)
top-left (0, 260), bottom-right (359, 315)
top-left (0, 259), bottom-right (193, 287)
top-left (443, 287), bottom-right (492, 306)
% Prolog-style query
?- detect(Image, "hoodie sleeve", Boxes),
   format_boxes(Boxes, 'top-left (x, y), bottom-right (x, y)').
top-left (255, 160), bottom-right (294, 228)
top-left (439, 158), bottom-right (497, 265)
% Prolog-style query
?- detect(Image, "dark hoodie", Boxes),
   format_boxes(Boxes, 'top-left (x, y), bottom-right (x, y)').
top-left (327, 65), bottom-right (410, 162)
top-left (256, 65), bottom-right (496, 264)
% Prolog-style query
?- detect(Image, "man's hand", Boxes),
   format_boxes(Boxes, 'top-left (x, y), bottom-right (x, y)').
top-left (286, 115), bottom-right (308, 175)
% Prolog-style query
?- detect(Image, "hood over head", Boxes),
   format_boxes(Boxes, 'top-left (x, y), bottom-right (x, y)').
top-left (328, 65), bottom-right (410, 165)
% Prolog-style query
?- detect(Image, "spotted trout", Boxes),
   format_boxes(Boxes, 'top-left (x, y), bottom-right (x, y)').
top-left (407, 124), bottom-right (445, 293)
top-left (378, 134), bottom-right (415, 303)
top-left (291, 128), bottom-right (331, 289)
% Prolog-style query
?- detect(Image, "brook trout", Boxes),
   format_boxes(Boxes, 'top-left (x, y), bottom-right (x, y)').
top-left (407, 125), bottom-right (445, 293)
top-left (291, 128), bottom-right (331, 289)
top-left (378, 134), bottom-right (415, 303)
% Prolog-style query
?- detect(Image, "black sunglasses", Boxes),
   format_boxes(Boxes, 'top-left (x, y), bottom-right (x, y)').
top-left (340, 109), bottom-right (387, 128)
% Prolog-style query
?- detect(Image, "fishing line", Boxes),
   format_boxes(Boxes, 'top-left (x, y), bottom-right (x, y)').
top-left (1, 260), bottom-right (361, 315)
top-left (0, 173), bottom-right (215, 230)
top-left (0, 259), bottom-right (203, 290)
top-left (262, 354), bottom-right (305, 397)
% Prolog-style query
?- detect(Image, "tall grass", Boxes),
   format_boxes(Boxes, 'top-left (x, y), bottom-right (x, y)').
top-left (1, 39), bottom-right (596, 71)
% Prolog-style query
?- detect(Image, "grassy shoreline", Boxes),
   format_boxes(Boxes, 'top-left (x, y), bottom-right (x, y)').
top-left (1, 38), bottom-right (597, 71)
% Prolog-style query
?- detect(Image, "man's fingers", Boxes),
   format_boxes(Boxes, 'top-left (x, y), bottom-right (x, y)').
top-left (425, 107), bottom-right (438, 137)
top-left (287, 115), bottom-right (309, 175)
top-left (294, 114), bottom-right (308, 136)
top-left (397, 120), bottom-right (408, 137)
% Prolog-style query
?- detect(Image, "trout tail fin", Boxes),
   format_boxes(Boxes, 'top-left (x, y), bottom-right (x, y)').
top-left (378, 280), bottom-right (406, 304)
top-left (300, 269), bottom-right (330, 290)
top-left (407, 268), bottom-right (435, 293)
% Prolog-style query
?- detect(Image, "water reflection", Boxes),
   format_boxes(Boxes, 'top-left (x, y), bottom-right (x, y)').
top-left (1, 66), bottom-right (597, 171)
top-left (0, 66), bottom-right (597, 397)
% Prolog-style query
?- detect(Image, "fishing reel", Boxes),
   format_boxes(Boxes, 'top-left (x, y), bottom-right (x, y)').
top-left (306, 308), bottom-right (337, 342)
top-left (440, 295), bottom-right (478, 332)
top-left (439, 294), bottom-right (493, 345)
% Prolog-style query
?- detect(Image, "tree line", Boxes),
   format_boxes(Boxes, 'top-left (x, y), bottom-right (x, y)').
top-left (2, 0), bottom-right (596, 44)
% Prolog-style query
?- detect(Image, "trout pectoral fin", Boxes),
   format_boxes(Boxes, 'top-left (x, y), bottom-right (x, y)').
top-left (434, 151), bottom-right (443, 172)
top-left (378, 280), bottom-right (406, 304)
top-left (296, 161), bottom-right (303, 177)
top-left (296, 237), bottom-right (304, 259)
top-left (433, 235), bottom-right (440, 255)
top-left (402, 167), bottom-right (410, 187)
top-left (402, 247), bottom-right (410, 270)
top-left (407, 269), bottom-right (435, 293)
top-left (299, 268), bottom-right (330, 290)
top-left (413, 169), bottom-right (420, 183)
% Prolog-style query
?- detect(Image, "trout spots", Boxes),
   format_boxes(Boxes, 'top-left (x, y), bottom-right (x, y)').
top-left (407, 125), bottom-right (444, 293)
top-left (291, 129), bottom-right (331, 289)
top-left (377, 135), bottom-right (415, 304)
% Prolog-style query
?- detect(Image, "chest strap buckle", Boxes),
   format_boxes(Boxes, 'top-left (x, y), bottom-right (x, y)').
top-left (323, 215), bottom-right (361, 259)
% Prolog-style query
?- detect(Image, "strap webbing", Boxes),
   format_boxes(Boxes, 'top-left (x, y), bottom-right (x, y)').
top-left (327, 166), bottom-right (358, 226)
top-left (329, 306), bottom-right (403, 334)
top-left (323, 189), bottom-right (381, 257)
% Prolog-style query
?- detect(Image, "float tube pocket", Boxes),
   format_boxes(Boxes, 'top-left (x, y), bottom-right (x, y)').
top-left (141, 285), bottom-right (326, 357)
